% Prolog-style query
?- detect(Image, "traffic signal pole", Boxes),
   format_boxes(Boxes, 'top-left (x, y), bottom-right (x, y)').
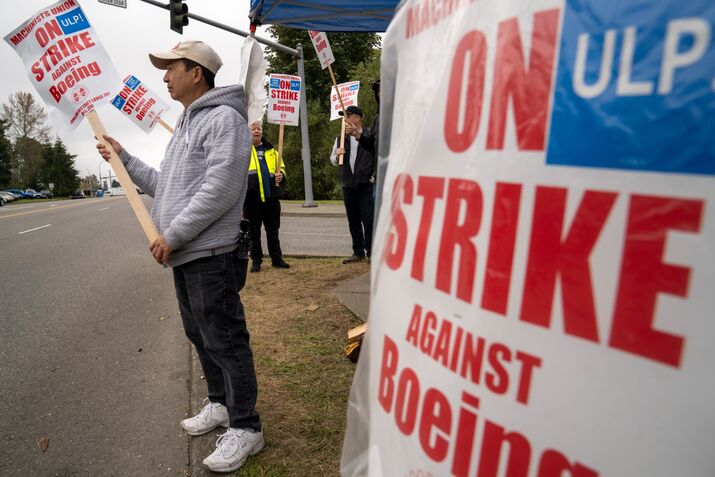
top-left (137, 0), bottom-right (316, 206)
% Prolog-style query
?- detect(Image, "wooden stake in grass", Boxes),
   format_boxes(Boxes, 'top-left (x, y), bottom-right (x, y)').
top-left (87, 109), bottom-right (159, 243)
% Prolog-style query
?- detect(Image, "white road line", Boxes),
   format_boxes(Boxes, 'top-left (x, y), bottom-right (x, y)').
top-left (98, 207), bottom-right (110, 211)
top-left (18, 224), bottom-right (52, 235)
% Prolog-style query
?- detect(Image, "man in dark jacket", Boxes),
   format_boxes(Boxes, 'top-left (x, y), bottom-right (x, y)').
top-left (348, 79), bottom-right (380, 156)
top-left (330, 105), bottom-right (375, 263)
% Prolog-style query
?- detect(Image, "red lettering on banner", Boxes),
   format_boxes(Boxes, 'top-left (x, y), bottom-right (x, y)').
top-left (486, 10), bottom-right (559, 151)
top-left (520, 187), bottom-right (617, 342)
top-left (609, 195), bottom-right (703, 367)
top-left (406, 303), bottom-right (542, 405)
top-left (378, 335), bottom-right (399, 413)
top-left (538, 450), bottom-right (599, 477)
top-left (442, 10), bottom-right (560, 152)
top-left (444, 30), bottom-right (486, 153)
top-left (419, 388), bottom-right (451, 461)
top-left (34, 19), bottom-right (62, 48)
top-left (478, 421), bottom-right (530, 477)
top-left (411, 176), bottom-right (444, 281)
top-left (482, 182), bottom-right (522, 315)
top-left (377, 333), bottom-right (596, 475)
top-left (383, 173), bottom-right (704, 368)
top-left (32, 31), bottom-right (96, 81)
top-left (385, 174), bottom-right (413, 270)
top-left (436, 179), bottom-right (482, 303)
top-left (49, 61), bottom-right (101, 103)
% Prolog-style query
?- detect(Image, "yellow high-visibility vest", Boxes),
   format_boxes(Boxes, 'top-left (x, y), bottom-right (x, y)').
top-left (249, 145), bottom-right (286, 202)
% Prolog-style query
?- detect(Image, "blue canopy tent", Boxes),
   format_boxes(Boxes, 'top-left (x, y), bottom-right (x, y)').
top-left (249, 0), bottom-right (400, 32)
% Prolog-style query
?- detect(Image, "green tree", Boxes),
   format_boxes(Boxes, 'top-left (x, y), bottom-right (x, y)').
top-left (264, 28), bottom-right (381, 199)
top-left (0, 120), bottom-right (12, 189)
top-left (39, 139), bottom-right (79, 195)
top-left (2, 92), bottom-right (53, 187)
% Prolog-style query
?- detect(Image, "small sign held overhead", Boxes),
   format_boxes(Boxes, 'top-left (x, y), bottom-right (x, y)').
top-left (98, 0), bottom-right (127, 8)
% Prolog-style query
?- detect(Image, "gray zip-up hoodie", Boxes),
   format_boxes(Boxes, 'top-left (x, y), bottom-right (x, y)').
top-left (119, 85), bottom-right (251, 267)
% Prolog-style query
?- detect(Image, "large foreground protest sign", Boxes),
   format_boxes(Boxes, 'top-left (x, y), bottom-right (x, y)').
top-left (342, 0), bottom-right (715, 476)
top-left (4, 0), bottom-right (121, 136)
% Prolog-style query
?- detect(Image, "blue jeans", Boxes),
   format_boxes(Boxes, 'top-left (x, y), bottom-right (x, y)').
top-left (173, 251), bottom-right (261, 431)
top-left (343, 182), bottom-right (375, 257)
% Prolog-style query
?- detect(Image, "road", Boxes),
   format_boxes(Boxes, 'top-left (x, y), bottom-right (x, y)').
top-left (0, 197), bottom-right (352, 475)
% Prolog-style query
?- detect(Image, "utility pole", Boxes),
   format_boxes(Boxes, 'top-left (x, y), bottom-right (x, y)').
top-left (135, 0), bottom-right (316, 206)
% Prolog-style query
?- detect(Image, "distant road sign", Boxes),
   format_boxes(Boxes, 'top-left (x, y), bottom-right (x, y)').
top-left (98, 0), bottom-right (127, 8)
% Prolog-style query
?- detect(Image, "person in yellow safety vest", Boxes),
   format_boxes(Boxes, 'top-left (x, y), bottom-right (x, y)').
top-left (244, 121), bottom-right (290, 273)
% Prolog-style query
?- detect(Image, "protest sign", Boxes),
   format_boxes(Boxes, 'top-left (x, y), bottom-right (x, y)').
top-left (308, 30), bottom-right (334, 70)
top-left (4, 0), bottom-right (158, 242)
top-left (341, 0), bottom-right (715, 476)
top-left (329, 81), bottom-right (359, 121)
top-left (4, 0), bottom-right (122, 137)
top-left (111, 75), bottom-right (170, 133)
top-left (267, 74), bottom-right (301, 127)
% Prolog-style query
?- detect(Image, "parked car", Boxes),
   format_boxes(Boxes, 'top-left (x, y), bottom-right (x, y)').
top-left (69, 190), bottom-right (86, 199)
top-left (4, 189), bottom-right (30, 199)
top-left (25, 189), bottom-right (43, 199)
top-left (0, 191), bottom-right (15, 202)
top-left (39, 190), bottom-right (53, 199)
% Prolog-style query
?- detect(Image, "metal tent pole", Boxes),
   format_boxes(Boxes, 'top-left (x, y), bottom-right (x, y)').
top-left (296, 44), bottom-right (315, 207)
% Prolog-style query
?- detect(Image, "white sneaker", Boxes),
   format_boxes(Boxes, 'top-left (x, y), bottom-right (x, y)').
top-left (202, 428), bottom-right (265, 473)
top-left (180, 400), bottom-right (229, 436)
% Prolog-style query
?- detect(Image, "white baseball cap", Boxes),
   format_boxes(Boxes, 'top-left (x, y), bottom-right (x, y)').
top-left (149, 40), bottom-right (223, 75)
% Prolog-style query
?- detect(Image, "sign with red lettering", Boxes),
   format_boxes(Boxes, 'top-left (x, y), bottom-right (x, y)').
top-left (267, 73), bottom-right (301, 127)
top-left (308, 30), bottom-right (334, 70)
top-left (329, 81), bottom-right (359, 121)
top-left (4, 0), bottom-right (121, 137)
top-left (341, 0), bottom-right (715, 476)
top-left (111, 75), bottom-right (169, 133)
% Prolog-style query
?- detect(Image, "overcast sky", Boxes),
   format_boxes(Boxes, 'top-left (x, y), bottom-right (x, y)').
top-left (1, 0), bottom-right (270, 181)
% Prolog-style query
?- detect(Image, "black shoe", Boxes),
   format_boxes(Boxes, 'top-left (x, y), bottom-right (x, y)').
top-left (272, 259), bottom-right (290, 269)
top-left (342, 255), bottom-right (365, 264)
top-left (250, 262), bottom-right (261, 273)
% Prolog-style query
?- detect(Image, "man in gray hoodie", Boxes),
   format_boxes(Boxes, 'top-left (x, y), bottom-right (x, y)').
top-left (97, 40), bottom-right (262, 473)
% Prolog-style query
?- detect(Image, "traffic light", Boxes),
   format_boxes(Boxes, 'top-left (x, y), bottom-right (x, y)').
top-left (169, 0), bottom-right (188, 34)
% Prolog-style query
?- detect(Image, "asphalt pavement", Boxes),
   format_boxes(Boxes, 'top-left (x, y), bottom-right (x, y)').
top-left (0, 196), bottom-right (368, 476)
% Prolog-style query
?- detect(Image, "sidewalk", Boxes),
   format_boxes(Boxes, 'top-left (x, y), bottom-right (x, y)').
top-left (279, 201), bottom-right (369, 322)
top-left (280, 200), bottom-right (346, 218)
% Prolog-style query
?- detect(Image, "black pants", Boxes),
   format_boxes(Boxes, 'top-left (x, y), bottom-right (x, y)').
top-left (343, 182), bottom-right (375, 257)
top-left (244, 195), bottom-right (283, 264)
top-left (173, 251), bottom-right (261, 431)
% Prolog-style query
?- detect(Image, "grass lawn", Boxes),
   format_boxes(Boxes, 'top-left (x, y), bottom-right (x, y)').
top-left (237, 257), bottom-right (369, 476)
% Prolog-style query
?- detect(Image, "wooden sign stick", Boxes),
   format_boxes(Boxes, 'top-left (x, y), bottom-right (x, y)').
top-left (327, 63), bottom-right (351, 165)
top-left (339, 117), bottom-right (347, 166)
top-left (158, 118), bottom-right (174, 134)
top-left (87, 109), bottom-right (159, 243)
top-left (276, 121), bottom-right (284, 183)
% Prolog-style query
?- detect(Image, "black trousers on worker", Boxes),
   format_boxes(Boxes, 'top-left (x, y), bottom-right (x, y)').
top-left (244, 195), bottom-right (283, 265)
top-left (173, 250), bottom-right (262, 431)
top-left (342, 182), bottom-right (374, 257)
